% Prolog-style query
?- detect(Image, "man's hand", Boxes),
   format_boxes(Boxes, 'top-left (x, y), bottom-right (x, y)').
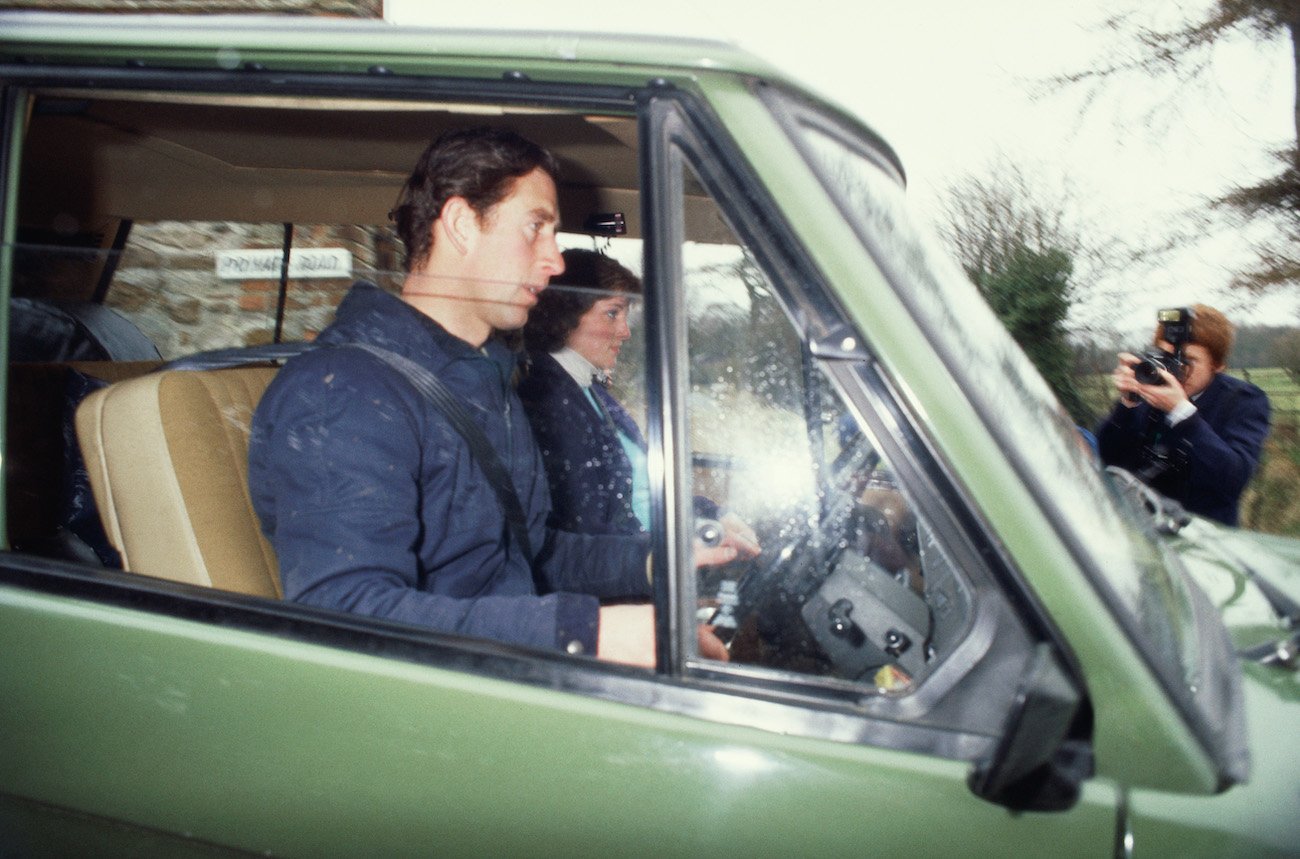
top-left (691, 512), bottom-right (761, 568)
top-left (597, 603), bottom-right (655, 667)
top-left (697, 625), bottom-right (730, 662)
top-left (719, 511), bottom-right (761, 559)
top-left (1112, 352), bottom-right (1143, 406)
top-left (596, 604), bottom-right (731, 665)
top-left (1138, 366), bottom-right (1191, 413)
top-left (693, 541), bottom-right (738, 568)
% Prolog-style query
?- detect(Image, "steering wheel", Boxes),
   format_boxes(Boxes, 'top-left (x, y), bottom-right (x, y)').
top-left (716, 432), bottom-right (932, 682)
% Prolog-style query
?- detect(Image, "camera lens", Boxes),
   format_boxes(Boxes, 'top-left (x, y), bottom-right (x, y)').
top-left (1134, 359), bottom-right (1165, 386)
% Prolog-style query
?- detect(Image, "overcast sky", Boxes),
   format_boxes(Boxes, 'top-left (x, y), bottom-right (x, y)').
top-left (745, 1), bottom-right (1296, 341)
top-left (389, 0), bottom-right (1297, 342)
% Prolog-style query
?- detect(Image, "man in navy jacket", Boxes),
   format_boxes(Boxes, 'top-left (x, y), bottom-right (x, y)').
top-left (1097, 304), bottom-right (1270, 526)
top-left (249, 128), bottom-right (735, 664)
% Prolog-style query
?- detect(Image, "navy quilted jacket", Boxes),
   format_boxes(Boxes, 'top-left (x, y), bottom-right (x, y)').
top-left (249, 283), bottom-right (649, 653)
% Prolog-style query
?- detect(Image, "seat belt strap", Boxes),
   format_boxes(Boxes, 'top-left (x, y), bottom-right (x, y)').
top-left (344, 343), bottom-right (535, 566)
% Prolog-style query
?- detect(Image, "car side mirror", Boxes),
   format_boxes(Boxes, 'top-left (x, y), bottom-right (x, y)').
top-left (968, 643), bottom-right (1093, 812)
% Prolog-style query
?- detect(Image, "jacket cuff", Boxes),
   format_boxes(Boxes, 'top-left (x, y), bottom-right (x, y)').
top-left (1166, 399), bottom-right (1197, 426)
top-left (554, 592), bottom-right (601, 656)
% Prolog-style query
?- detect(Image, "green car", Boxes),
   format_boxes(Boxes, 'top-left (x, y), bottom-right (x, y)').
top-left (1, 11), bottom-right (1296, 857)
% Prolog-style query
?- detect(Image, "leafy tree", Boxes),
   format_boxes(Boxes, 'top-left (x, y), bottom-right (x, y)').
top-left (1054, 0), bottom-right (1300, 290)
top-left (935, 160), bottom-right (1096, 422)
top-left (979, 247), bottom-right (1091, 421)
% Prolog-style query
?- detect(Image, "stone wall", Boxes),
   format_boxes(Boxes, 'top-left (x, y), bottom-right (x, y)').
top-left (3, 0), bottom-right (394, 357)
top-left (108, 221), bottom-right (403, 358)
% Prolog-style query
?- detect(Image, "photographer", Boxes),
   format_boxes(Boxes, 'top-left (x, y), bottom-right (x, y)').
top-left (1097, 304), bottom-right (1270, 526)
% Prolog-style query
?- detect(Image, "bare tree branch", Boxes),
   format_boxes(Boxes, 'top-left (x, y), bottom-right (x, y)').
top-left (1044, 0), bottom-right (1300, 290)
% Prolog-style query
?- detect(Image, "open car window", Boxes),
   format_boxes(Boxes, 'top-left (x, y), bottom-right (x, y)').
top-left (6, 87), bottom-right (644, 568)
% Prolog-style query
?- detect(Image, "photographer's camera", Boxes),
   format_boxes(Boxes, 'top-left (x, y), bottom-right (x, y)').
top-left (1134, 349), bottom-right (1183, 386)
top-left (1132, 307), bottom-right (1194, 387)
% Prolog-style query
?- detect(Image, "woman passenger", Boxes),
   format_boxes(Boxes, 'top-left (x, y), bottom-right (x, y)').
top-left (519, 249), bottom-right (760, 557)
top-left (518, 249), bottom-right (649, 535)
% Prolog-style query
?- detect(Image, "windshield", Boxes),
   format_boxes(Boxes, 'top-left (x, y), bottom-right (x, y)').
top-left (765, 89), bottom-right (1213, 713)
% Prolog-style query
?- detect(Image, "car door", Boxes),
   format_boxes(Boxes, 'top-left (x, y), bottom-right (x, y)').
top-left (0, 15), bottom-right (1124, 855)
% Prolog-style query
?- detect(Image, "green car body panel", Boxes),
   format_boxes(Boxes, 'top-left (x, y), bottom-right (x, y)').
top-left (0, 584), bottom-right (1124, 856)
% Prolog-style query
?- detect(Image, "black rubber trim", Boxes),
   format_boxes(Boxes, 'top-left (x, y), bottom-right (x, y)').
top-left (0, 62), bottom-right (642, 111)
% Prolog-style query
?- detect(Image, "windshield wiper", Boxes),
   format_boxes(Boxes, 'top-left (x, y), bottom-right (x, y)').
top-left (1240, 632), bottom-right (1298, 669)
top-left (1206, 537), bottom-right (1300, 668)
top-left (1106, 466), bottom-right (1192, 536)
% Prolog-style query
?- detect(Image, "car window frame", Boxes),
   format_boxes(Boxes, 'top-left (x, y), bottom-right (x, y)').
top-left (756, 83), bottom-right (1250, 780)
top-left (637, 89), bottom-right (1084, 755)
top-left (0, 65), bottom-right (679, 696)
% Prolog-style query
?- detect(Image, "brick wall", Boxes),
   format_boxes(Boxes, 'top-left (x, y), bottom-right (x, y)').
top-left (108, 222), bottom-right (404, 358)
top-left (7, 0), bottom-right (401, 358)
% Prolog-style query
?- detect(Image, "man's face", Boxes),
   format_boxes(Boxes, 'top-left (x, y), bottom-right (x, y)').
top-left (1159, 339), bottom-right (1219, 397)
top-left (463, 167), bottom-right (565, 333)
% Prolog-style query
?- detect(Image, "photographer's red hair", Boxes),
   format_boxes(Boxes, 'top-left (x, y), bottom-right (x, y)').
top-left (1154, 303), bottom-right (1233, 368)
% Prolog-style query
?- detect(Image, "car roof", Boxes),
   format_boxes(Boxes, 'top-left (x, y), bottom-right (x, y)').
top-left (0, 11), bottom-right (783, 80)
top-left (3, 9), bottom-right (906, 305)
top-left (0, 12), bottom-right (811, 236)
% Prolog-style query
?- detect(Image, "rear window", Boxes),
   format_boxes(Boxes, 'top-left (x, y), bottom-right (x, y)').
top-left (16, 220), bottom-right (402, 360)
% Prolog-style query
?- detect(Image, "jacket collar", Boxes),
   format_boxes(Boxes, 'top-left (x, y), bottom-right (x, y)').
top-left (326, 281), bottom-right (515, 383)
top-left (550, 346), bottom-right (603, 388)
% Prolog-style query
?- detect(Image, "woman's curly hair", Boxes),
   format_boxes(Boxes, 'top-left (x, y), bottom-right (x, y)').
top-left (523, 249), bottom-right (642, 353)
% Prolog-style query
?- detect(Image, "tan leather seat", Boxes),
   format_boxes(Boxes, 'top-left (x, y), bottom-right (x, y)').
top-left (75, 367), bottom-right (282, 598)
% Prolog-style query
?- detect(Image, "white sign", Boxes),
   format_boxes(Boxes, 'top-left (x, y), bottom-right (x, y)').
top-left (216, 248), bottom-right (352, 281)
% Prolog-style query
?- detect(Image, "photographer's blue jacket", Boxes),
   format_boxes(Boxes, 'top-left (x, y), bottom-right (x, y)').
top-left (248, 283), bottom-right (650, 653)
top-left (1097, 371), bottom-right (1270, 526)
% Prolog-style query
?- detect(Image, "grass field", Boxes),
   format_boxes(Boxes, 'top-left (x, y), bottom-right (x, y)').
top-left (1081, 367), bottom-right (1300, 537)
top-left (1231, 369), bottom-right (1300, 536)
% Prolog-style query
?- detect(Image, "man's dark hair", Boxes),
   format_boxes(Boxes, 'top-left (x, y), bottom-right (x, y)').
top-left (392, 127), bottom-right (561, 272)
top-left (523, 249), bottom-right (642, 353)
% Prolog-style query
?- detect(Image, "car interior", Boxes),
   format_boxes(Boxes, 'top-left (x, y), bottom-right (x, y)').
top-left (10, 90), bottom-right (652, 569)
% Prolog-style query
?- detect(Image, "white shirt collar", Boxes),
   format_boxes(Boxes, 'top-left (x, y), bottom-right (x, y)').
top-left (551, 347), bottom-right (604, 388)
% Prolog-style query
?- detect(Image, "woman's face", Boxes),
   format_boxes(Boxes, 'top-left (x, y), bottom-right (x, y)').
top-left (567, 294), bottom-right (632, 372)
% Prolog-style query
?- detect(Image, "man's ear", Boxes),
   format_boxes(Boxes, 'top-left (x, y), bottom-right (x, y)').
top-left (438, 196), bottom-right (479, 256)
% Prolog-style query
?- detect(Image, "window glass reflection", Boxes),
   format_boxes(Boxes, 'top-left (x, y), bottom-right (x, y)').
top-left (677, 163), bottom-right (971, 693)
